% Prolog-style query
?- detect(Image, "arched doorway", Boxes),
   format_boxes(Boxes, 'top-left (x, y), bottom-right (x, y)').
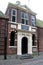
top-left (22, 37), bottom-right (28, 54)
top-left (10, 31), bottom-right (15, 46)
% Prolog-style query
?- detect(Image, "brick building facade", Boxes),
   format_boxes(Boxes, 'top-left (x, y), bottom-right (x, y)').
top-left (0, 2), bottom-right (37, 56)
top-left (37, 26), bottom-right (43, 52)
top-left (0, 11), bottom-right (9, 55)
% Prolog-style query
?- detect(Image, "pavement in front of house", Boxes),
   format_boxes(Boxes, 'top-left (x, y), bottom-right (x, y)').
top-left (0, 55), bottom-right (43, 65)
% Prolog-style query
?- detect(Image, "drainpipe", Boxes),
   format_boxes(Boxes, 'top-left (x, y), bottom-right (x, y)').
top-left (37, 27), bottom-right (39, 55)
top-left (4, 19), bottom-right (8, 60)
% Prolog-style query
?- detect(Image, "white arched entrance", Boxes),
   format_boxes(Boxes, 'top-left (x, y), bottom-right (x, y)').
top-left (17, 31), bottom-right (32, 55)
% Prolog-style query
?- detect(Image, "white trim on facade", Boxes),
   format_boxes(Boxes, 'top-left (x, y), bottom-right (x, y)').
top-left (9, 46), bottom-right (17, 48)
top-left (11, 9), bottom-right (17, 23)
top-left (32, 46), bottom-right (37, 48)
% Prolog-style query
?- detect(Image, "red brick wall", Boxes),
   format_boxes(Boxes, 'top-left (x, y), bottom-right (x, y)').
top-left (7, 23), bottom-right (17, 54)
top-left (37, 27), bottom-right (43, 52)
top-left (0, 18), bottom-right (8, 54)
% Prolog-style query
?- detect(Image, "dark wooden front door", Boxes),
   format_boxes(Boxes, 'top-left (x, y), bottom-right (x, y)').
top-left (22, 37), bottom-right (28, 54)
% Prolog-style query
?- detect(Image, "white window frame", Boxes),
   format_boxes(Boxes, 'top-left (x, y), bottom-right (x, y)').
top-left (11, 9), bottom-right (17, 23)
top-left (21, 12), bottom-right (29, 25)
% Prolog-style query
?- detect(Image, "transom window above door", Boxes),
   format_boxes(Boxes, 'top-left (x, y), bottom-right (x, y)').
top-left (11, 9), bottom-right (17, 22)
top-left (21, 12), bottom-right (29, 25)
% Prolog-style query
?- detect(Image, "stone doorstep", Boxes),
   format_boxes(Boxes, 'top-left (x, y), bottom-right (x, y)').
top-left (17, 54), bottom-right (33, 59)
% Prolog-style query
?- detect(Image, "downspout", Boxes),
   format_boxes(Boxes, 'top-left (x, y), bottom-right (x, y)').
top-left (37, 27), bottom-right (39, 55)
top-left (4, 19), bottom-right (8, 60)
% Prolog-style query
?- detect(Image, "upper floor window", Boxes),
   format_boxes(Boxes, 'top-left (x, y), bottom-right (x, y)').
top-left (11, 9), bottom-right (17, 22)
top-left (31, 15), bottom-right (35, 26)
top-left (21, 12), bottom-right (29, 25)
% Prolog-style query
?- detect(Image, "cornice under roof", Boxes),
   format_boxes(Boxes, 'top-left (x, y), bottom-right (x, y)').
top-left (8, 2), bottom-right (36, 15)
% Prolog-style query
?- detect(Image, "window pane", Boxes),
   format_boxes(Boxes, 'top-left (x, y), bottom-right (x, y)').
top-left (25, 13), bottom-right (28, 19)
top-left (26, 20), bottom-right (28, 25)
top-left (21, 12), bottom-right (24, 18)
top-left (21, 25), bottom-right (29, 30)
top-left (13, 10), bottom-right (16, 15)
top-left (22, 19), bottom-right (24, 24)
top-left (32, 20), bottom-right (35, 26)
top-left (32, 19), bottom-right (34, 21)
top-left (31, 15), bottom-right (35, 26)
top-left (31, 16), bottom-right (35, 19)
top-left (12, 16), bottom-right (15, 22)
top-left (10, 31), bottom-right (15, 46)
top-left (32, 34), bottom-right (35, 46)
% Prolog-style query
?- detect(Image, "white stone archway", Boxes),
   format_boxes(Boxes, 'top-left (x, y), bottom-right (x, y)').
top-left (17, 31), bottom-right (32, 55)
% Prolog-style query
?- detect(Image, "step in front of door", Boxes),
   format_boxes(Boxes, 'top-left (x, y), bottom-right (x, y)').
top-left (17, 54), bottom-right (33, 59)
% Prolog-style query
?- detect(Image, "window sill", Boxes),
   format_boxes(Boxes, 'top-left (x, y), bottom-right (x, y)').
top-left (32, 46), bottom-right (37, 48)
top-left (9, 46), bottom-right (17, 48)
top-left (8, 21), bottom-right (18, 24)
